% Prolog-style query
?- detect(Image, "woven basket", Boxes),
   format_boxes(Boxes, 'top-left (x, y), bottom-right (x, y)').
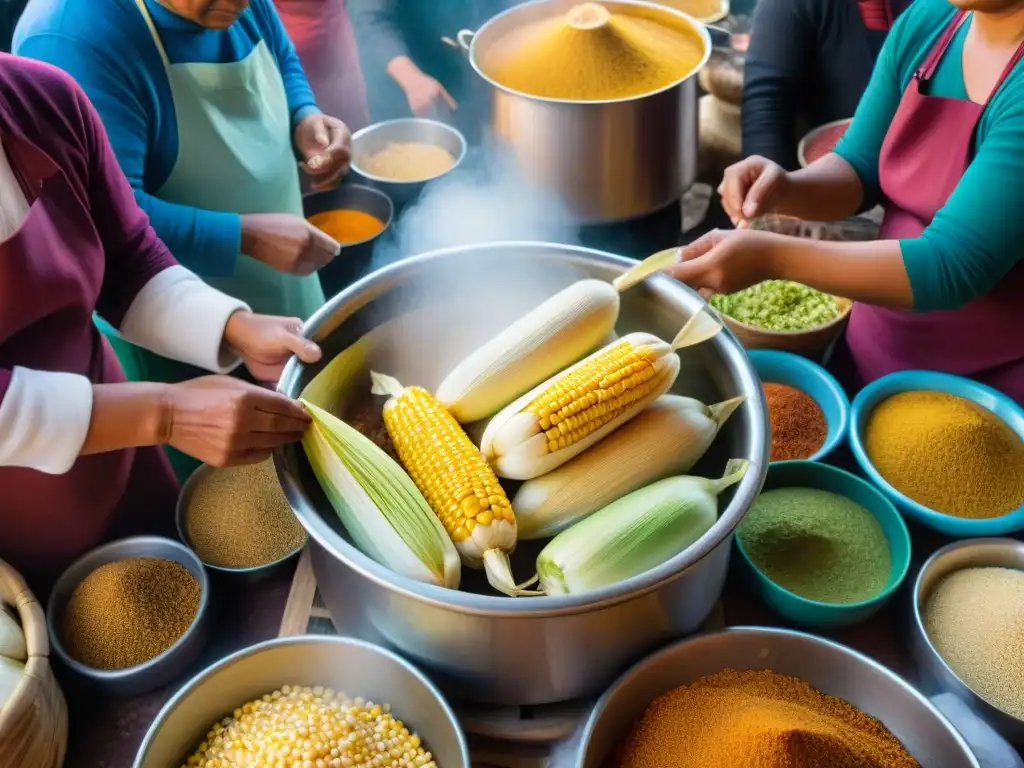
top-left (0, 561), bottom-right (68, 768)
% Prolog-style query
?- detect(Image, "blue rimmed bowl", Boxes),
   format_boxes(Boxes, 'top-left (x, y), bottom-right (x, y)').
top-left (748, 349), bottom-right (849, 462)
top-left (849, 370), bottom-right (1024, 537)
top-left (735, 460), bottom-right (912, 630)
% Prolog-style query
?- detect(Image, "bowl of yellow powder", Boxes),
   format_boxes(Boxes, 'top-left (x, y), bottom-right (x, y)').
top-left (849, 370), bottom-right (1024, 536)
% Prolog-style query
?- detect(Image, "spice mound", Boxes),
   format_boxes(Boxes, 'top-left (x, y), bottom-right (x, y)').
top-left (923, 566), bottom-right (1024, 719)
top-left (865, 391), bottom-right (1024, 519)
top-left (308, 208), bottom-right (386, 245)
top-left (763, 383), bottom-right (827, 461)
top-left (709, 280), bottom-right (842, 331)
top-left (484, 4), bottom-right (705, 101)
top-left (738, 488), bottom-right (891, 604)
top-left (182, 685), bottom-right (437, 768)
top-left (61, 556), bottom-right (200, 670)
top-left (360, 141), bottom-right (456, 182)
top-left (185, 457), bottom-right (307, 569)
top-left (613, 669), bottom-right (918, 768)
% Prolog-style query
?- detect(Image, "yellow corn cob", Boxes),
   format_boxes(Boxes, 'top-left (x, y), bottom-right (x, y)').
top-left (480, 308), bottom-right (723, 481)
top-left (436, 279), bottom-right (621, 424)
top-left (370, 372), bottom-right (530, 597)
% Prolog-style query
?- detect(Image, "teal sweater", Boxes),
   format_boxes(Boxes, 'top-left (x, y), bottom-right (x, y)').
top-left (835, 0), bottom-right (1024, 312)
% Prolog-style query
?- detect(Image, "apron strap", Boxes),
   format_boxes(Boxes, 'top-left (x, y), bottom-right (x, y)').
top-left (990, 35), bottom-right (1024, 98)
top-left (133, 0), bottom-right (172, 70)
top-left (917, 10), bottom-right (969, 81)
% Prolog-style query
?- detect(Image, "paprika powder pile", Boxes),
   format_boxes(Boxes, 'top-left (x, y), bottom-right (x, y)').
top-left (763, 383), bottom-right (828, 461)
top-left (614, 669), bottom-right (918, 768)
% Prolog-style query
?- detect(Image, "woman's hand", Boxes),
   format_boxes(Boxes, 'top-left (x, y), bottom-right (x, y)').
top-left (663, 229), bottom-right (781, 294)
top-left (295, 113), bottom-right (352, 191)
top-left (240, 212), bottom-right (339, 276)
top-left (223, 311), bottom-right (322, 383)
top-left (401, 71), bottom-right (458, 116)
top-left (162, 376), bottom-right (310, 467)
top-left (718, 156), bottom-right (790, 226)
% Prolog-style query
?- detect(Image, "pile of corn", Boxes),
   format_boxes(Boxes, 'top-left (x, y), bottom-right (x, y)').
top-left (303, 274), bottom-right (747, 598)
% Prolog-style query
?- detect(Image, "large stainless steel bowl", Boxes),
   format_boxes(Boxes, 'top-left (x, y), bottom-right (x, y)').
top-left (134, 636), bottom-right (470, 768)
top-left (276, 242), bottom-right (768, 705)
top-left (578, 627), bottom-right (980, 767)
top-left (461, 0), bottom-right (710, 224)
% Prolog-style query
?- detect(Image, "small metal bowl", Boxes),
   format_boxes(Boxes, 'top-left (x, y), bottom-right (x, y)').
top-left (577, 626), bottom-right (979, 767)
top-left (46, 536), bottom-right (211, 698)
top-left (176, 463), bottom-right (305, 582)
top-left (351, 117), bottom-right (467, 203)
top-left (133, 635), bottom-right (471, 768)
top-left (910, 538), bottom-right (1024, 745)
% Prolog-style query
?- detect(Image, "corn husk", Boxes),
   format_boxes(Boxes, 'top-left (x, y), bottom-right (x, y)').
top-left (301, 400), bottom-right (461, 588)
top-left (534, 459), bottom-right (749, 595)
top-left (0, 606), bottom-right (26, 662)
top-left (514, 394), bottom-right (745, 540)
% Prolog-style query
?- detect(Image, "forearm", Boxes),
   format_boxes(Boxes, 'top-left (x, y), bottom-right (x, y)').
top-left (83, 382), bottom-right (169, 456)
top-left (134, 190), bottom-right (242, 278)
top-left (774, 154), bottom-right (866, 222)
top-left (386, 55), bottom-right (425, 90)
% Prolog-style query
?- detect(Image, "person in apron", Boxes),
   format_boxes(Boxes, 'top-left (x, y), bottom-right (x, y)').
top-left (15, 0), bottom-right (351, 479)
top-left (662, 0), bottom-right (1024, 403)
top-left (0, 54), bottom-right (319, 592)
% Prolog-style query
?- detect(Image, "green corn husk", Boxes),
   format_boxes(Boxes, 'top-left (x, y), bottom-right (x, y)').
top-left (302, 399), bottom-right (462, 589)
top-left (534, 459), bottom-right (750, 595)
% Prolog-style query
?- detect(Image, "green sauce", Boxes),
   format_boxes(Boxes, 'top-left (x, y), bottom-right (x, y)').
top-left (738, 487), bottom-right (891, 604)
top-left (709, 280), bottom-right (839, 331)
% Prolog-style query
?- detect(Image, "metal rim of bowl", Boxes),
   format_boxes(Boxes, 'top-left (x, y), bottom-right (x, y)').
top-left (46, 535), bottom-right (211, 682)
top-left (746, 349), bottom-right (850, 462)
top-left (350, 118), bottom-right (468, 185)
top-left (797, 117), bottom-right (853, 169)
top-left (175, 463), bottom-right (307, 577)
top-left (710, 293), bottom-right (853, 337)
top-left (848, 369), bottom-right (1024, 534)
top-left (275, 241), bottom-right (771, 618)
top-left (304, 183), bottom-right (396, 248)
top-left (733, 460), bottom-right (912, 614)
top-left (576, 625), bottom-right (980, 767)
top-left (133, 634), bottom-right (473, 768)
top-left (910, 537), bottom-right (1024, 731)
top-left (464, 0), bottom-right (713, 106)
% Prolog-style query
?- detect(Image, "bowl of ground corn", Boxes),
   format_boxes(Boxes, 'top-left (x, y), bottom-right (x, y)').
top-left (576, 626), bottom-right (979, 768)
top-left (46, 536), bottom-right (210, 697)
top-left (911, 537), bottom-right (1024, 744)
top-left (132, 635), bottom-right (470, 768)
top-left (850, 370), bottom-right (1024, 536)
top-left (734, 461), bottom-right (911, 630)
top-left (177, 458), bottom-right (307, 579)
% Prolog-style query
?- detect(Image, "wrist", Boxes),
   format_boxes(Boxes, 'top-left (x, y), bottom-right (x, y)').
top-left (240, 215), bottom-right (259, 255)
top-left (222, 309), bottom-right (251, 355)
top-left (387, 56), bottom-right (423, 88)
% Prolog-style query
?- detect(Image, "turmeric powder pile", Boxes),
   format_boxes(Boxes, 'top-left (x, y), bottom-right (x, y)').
top-left (307, 209), bottom-right (385, 245)
top-left (613, 669), bottom-right (918, 768)
top-left (484, 3), bottom-right (705, 101)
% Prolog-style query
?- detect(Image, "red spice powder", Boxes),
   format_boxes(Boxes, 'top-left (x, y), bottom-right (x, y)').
top-left (803, 122), bottom-right (849, 164)
top-left (764, 382), bottom-right (828, 461)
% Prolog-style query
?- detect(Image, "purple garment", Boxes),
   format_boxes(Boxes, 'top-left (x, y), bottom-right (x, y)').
top-left (0, 54), bottom-right (179, 587)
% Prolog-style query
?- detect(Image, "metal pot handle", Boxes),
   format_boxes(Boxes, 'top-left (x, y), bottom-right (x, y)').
top-left (456, 29), bottom-right (475, 53)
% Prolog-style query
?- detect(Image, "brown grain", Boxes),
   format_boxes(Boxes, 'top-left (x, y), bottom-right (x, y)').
top-left (763, 382), bottom-right (827, 461)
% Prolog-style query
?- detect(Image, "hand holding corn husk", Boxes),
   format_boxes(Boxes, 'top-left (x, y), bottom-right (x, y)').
top-left (370, 373), bottom-right (534, 597)
top-left (533, 460), bottom-right (750, 595)
top-left (480, 308), bottom-right (723, 481)
top-left (514, 393), bottom-right (746, 540)
top-left (301, 401), bottom-right (462, 588)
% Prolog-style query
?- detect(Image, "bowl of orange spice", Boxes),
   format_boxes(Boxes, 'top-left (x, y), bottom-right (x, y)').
top-left (305, 183), bottom-right (393, 297)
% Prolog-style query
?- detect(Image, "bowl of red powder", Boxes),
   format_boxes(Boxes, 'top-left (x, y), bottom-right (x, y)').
top-left (798, 118), bottom-right (852, 168)
top-left (748, 349), bottom-right (849, 462)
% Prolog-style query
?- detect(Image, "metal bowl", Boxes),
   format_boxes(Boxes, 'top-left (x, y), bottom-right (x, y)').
top-left (910, 538), bottom-right (1024, 744)
top-left (578, 626), bottom-right (980, 768)
top-left (46, 536), bottom-right (211, 698)
top-left (175, 463), bottom-right (305, 582)
top-left (275, 242), bottom-right (769, 705)
top-left (350, 118), bottom-right (467, 204)
top-left (133, 635), bottom-right (470, 768)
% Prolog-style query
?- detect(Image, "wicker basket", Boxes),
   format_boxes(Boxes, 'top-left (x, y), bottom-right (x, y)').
top-left (0, 561), bottom-right (68, 768)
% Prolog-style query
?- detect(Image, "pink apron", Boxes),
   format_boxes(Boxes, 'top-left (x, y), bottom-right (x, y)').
top-left (844, 11), bottom-right (1024, 403)
top-left (275, 0), bottom-right (369, 132)
top-left (0, 130), bottom-right (178, 591)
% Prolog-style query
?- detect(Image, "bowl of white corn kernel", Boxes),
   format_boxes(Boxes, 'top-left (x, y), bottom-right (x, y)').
top-left (133, 635), bottom-right (470, 768)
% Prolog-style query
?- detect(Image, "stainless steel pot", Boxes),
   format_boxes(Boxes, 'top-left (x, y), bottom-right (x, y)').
top-left (459, 0), bottom-right (710, 224)
top-left (276, 242), bottom-right (768, 705)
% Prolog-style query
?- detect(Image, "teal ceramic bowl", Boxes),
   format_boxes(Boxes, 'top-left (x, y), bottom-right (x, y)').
top-left (748, 349), bottom-right (849, 462)
top-left (849, 370), bottom-right (1024, 537)
top-left (734, 460), bottom-right (912, 630)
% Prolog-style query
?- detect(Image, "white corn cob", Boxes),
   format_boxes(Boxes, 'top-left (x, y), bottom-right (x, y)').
top-left (513, 394), bottom-right (746, 540)
top-left (435, 279), bottom-right (620, 424)
top-left (480, 308), bottom-right (723, 480)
